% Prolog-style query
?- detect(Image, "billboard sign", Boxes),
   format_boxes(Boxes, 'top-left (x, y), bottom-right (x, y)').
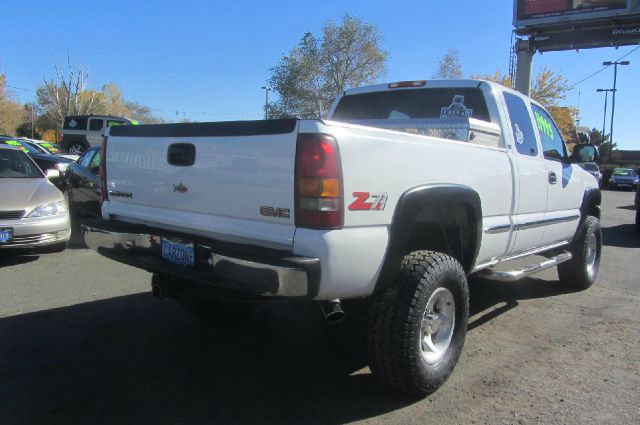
top-left (515, 0), bottom-right (636, 27)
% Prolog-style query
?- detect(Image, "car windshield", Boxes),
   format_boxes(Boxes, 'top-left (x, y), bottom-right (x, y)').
top-left (613, 168), bottom-right (637, 177)
top-left (0, 139), bottom-right (40, 154)
top-left (0, 149), bottom-right (44, 178)
top-left (38, 142), bottom-right (64, 155)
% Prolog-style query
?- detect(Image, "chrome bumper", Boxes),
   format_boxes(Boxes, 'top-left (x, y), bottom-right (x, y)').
top-left (0, 214), bottom-right (70, 249)
top-left (82, 221), bottom-right (320, 298)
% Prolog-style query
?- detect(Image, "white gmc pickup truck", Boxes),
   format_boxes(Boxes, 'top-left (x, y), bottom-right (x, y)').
top-left (84, 80), bottom-right (602, 395)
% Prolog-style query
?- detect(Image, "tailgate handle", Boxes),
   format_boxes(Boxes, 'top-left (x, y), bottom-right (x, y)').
top-left (167, 143), bottom-right (196, 166)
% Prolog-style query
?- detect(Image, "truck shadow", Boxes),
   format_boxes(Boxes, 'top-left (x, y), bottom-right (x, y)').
top-left (0, 294), bottom-right (413, 425)
top-left (601, 224), bottom-right (640, 248)
top-left (467, 276), bottom-right (574, 331)
top-left (0, 274), bottom-right (579, 425)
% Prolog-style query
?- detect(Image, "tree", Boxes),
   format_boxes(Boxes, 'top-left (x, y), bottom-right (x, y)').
top-left (0, 73), bottom-right (27, 136)
top-left (471, 67), bottom-right (576, 143)
top-left (268, 14), bottom-right (387, 118)
top-left (433, 49), bottom-right (463, 79)
top-left (588, 128), bottom-right (616, 164)
top-left (36, 56), bottom-right (101, 129)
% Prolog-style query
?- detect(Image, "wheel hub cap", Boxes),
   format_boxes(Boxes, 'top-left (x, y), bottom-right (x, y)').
top-left (585, 232), bottom-right (598, 277)
top-left (420, 287), bottom-right (455, 364)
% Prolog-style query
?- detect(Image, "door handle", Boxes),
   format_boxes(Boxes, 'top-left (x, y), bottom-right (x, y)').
top-left (548, 171), bottom-right (557, 185)
top-left (167, 143), bottom-right (196, 166)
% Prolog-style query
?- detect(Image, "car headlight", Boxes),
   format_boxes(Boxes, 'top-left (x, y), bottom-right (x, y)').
top-left (27, 201), bottom-right (68, 218)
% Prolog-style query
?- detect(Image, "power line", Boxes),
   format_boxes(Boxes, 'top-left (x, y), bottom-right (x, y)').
top-left (4, 83), bottom-right (260, 119)
top-left (568, 45), bottom-right (639, 89)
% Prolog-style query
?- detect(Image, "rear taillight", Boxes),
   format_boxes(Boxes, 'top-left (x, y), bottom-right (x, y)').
top-left (295, 134), bottom-right (343, 229)
top-left (99, 138), bottom-right (108, 203)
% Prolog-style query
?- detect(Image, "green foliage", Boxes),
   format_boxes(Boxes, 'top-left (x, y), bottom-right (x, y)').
top-left (268, 14), bottom-right (387, 118)
top-left (0, 73), bottom-right (27, 136)
top-left (433, 49), bottom-right (463, 79)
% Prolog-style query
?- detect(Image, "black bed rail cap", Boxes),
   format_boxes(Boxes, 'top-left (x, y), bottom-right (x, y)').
top-left (109, 119), bottom-right (299, 138)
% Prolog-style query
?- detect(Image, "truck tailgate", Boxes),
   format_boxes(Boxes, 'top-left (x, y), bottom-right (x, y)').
top-left (103, 120), bottom-right (299, 250)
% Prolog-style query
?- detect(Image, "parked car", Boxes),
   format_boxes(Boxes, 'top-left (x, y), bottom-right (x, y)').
top-left (0, 145), bottom-right (70, 252)
top-left (60, 115), bottom-right (139, 154)
top-left (580, 162), bottom-right (602, 186)
top-left (20, 138), bottom-right (79, 161)
top-left (0, 137), bottom-right (74, 191)
top-left (608, 168), bottom-right (639, 191)
top-left (84, 79), bottom-right (601, 396)
top-left (64, 146), bottom-right (102, 218)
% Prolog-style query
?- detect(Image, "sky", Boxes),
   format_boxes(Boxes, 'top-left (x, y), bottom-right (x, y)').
top-left (2, 0), bottom-right (639, 150)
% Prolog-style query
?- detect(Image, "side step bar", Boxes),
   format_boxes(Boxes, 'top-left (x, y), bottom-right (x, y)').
top-left (479, 252), bottom-right (572, 282)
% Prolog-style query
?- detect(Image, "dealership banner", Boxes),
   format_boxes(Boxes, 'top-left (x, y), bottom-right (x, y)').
top-left (515, 0), bottom-right (635, 26)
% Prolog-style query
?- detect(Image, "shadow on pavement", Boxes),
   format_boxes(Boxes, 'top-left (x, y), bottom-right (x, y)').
top-left (616, 205), bottom-right (636, 211)
top-left (602, 224), bottom-right (640, 248)
top-left (0, 254), bottom-right (40, 268)
top-left (0, 295), bottom-right (415, 425)
top-left (468, 276), bottom-right (575, 331)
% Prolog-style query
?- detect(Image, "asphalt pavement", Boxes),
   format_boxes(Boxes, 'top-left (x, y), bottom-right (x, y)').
top-left (1, 190), bottom-right (638, 425)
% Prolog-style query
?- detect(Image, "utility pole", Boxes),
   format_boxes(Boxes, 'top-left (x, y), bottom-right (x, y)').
top-left (261, 86), bottom-right (270, 119)
top-left (30, 104), bottom-right (34, 139)
top-left (596, 88), bottom-right (615, 140)
top-left (602, 60), bottom-right (630, 162)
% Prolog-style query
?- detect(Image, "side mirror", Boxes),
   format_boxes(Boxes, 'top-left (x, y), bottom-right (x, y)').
top-left (571, 144), bottom-right (599, 163)
top-left (45, 169), bottom-right (60, 180)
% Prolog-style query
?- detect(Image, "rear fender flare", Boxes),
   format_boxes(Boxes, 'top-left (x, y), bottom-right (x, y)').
top-left (374, 184), bottom-right (482, 293)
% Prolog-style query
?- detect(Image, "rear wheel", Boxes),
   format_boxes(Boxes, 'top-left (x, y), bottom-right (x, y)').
top-left (367, 251), bottom-right (469, 395)
top-left (558, 216), bottom-right (601, 290)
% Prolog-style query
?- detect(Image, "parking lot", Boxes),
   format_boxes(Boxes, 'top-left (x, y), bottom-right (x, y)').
top-left (1, 190), bottom-right (638, 425)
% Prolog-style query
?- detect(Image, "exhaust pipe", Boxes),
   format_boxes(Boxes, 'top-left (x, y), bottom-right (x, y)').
top-left (320, 299), bottom-right (345, 325)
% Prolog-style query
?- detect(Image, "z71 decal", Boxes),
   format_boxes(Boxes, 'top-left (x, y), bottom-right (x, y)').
top-left (348, 192), bottom-right (388, 211)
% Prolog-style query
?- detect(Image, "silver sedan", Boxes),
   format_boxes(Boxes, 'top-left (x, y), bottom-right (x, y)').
top-left (0, 145), bottom-right (70, 252)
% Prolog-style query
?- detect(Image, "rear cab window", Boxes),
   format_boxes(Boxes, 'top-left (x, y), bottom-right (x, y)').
top-left (331, 88), bottom-right (490, 122)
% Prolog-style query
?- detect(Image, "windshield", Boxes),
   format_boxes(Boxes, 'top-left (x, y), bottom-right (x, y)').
top-left (0, 149), bottom-right (44, 178)
top-left (613, 168), bottom-right (637, 177)
top-left (38, 142), bottom-right (64, 155)
top-left (332, 88), bottom-right (490, 122)
top-left (0, 139), bottom-right (40, 154)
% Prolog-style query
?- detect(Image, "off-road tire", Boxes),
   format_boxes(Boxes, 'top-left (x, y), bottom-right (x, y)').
top-left (367, 251), bottom-right (469, 396)
top-left (179, 292), bottom-right (257, 325)
top-left (557, 215), bottom-right (601, 290)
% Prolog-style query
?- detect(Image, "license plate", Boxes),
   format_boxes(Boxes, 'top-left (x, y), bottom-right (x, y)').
top-left (0, 227), bottom-right (12, 243)
top-left (161, 238), bottom-right (195, 266)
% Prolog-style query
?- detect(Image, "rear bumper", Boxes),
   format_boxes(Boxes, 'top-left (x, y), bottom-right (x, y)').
top-left (82, 219), bottom-right (320, 298)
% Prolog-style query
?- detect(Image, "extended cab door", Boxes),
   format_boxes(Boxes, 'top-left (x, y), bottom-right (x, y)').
top-left (531, 104), bottom-right (581, 246)
top-left (502, 92), bottom-right (547, 254)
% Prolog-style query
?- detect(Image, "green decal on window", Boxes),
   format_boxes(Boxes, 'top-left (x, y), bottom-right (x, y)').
top-left (534, 111), bottom-right (554, 141)
top-left (5, 140), bottom-right (28, 152)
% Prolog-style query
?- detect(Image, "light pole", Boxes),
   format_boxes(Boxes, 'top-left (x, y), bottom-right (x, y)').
top-left (596, 88), bottom-right (615, 139)
top-left (261, 86), bottom-right (270, 119)
top-left (602, 60), bottom-right (630, 162)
